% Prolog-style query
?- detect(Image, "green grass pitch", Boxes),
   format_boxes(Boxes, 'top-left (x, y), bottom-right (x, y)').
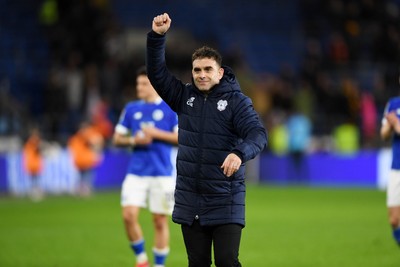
top-left (0, 185), bottom-right (399, 266)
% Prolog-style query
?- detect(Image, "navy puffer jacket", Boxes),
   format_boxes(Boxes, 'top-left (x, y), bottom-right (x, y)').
top-left (147, 31), bottom-right (267, 227)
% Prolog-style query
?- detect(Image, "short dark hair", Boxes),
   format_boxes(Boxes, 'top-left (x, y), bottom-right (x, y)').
top-left (192, 46), bottom-right (222, 67)
top-left (136, 65), bottom-right (147, 76)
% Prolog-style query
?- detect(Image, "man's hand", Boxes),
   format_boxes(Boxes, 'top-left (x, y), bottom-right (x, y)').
top-left (386, 112), bottom-right (398, 126)
top-left (141, 125), bottom-right (159, 138)
top-left (386, 111), bottom-right (400, 134)
top-left (133, 131), bottom-right (153, 146)
top-left (221, 153), bottom-right (242, 178)
top-left (152, 13), bottom-right (171, 35)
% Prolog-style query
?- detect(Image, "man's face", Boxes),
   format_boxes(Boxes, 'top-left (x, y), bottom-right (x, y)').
top-left (136, 75), bottom-right (156, 101)
top-left (192, 58), bottom-right (224, 91)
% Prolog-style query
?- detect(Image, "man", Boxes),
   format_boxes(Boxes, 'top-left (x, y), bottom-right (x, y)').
top-left (147, 13), bottom-right (268, 267)
top-left (113, 66), bottom-right (178, 267)
top-left (380, 83), bottom-right (400, 247)
top-left (23, 126), bottom-right (44, 201)
top-left (68, 120), bottom-right (104, 197)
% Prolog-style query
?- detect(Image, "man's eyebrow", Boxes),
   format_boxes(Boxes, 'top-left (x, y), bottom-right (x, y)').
top-left (193, 66), bottom-right (213, 71)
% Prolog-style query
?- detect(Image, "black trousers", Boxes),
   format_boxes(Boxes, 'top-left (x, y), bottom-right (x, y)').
top-left (181, 221), bottom-right (243, 267)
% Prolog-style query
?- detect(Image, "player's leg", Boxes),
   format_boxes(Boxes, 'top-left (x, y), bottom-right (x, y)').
top-left (78, 169), bottom-right (93, 197)
top-left (152, 213), bottom-right (170, 267)
top-left (121, 174), bottom-right (150, 266)
top-left (149, 176), bottom-right (175, 267)
top-left (123, 205), bottom-right (143, 244)
top-left (30, 173), bottom-right (44, 201)
top-left (388, 206), bottom-right (400, 246)
top-left (213, 223), bottom-right (242, 267)
top-left (386, 170), bottom-right (400, 246)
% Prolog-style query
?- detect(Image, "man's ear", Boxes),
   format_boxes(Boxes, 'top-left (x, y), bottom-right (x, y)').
top-left (218, 67), bottom-right (224, 79)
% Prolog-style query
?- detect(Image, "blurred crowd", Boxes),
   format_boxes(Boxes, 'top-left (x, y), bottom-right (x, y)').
top-left (1, 0), bottom-right (400, 155)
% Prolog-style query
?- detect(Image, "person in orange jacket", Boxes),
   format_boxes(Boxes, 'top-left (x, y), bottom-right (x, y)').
top-left (22, 127), bottom-right (44, 200)
top-left (68, 120), bottom-right (104, 197)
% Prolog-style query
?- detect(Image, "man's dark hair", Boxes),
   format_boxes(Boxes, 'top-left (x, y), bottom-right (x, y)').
top-left (192, 46), bottom-right (222, 67)
top-left (136, 65), bottom-right (147, 76)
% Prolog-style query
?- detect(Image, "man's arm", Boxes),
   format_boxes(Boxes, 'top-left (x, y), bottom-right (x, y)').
top-left (142, 126), bottom-right (178, 145)
top-left (146, 13), bottom-right (186, 112)
top-left (221, 97), bottom-right (268, 177)
top-left (381, 112), bottom-right (399, 140)
top-left (381, 122), bottom-right (393, 141)
top-left (112, 131), bottom-right (153, 147)
top-left (232, 96), bottom-right (268, 163)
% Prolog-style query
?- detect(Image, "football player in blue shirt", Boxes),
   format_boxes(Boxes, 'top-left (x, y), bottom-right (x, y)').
top-left (113, 66), bottom-right (178, 267)
top-left (380, 83), bottom-right (400, 247)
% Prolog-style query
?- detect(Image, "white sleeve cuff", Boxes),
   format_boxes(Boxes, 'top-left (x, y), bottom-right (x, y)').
top-left (115, 124), bottom-right (129, 135)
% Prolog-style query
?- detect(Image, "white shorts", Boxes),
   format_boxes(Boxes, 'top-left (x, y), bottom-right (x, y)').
top-left (387, 169), bottom-right (400, 207)
top-left (121, 174), bottom-right (175, 215)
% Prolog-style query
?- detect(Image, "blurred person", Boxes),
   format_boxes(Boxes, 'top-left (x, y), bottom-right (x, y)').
top-left (286, 107), bottom-right (312, 184)
top-left (380, 74), bottom-right (400, 247)
top-left (91, 97), bottom-right (113, 140)
top-left (68, 120), bottom-right (104, 197)
top-left (22, 126), bottom-right (44, 201)
top-left (333, 120), bottom-right (359, 154)
top-left (147, 13), bottom-right (268, 267)
top-left (113, 66), bottom-right (178, 267)
top-left (360, 91), bottom-right (377, 148)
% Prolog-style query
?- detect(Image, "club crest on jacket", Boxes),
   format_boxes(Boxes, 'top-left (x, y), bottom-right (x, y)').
top-left (217, 100), bottom-right (228, 111)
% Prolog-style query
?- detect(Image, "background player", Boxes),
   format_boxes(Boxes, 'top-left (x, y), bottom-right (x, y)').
top-left (22, 126), bottom-right (44, 201)
top-left (380, 72), bottom-right (400, 247)
top-left (68, 120), bottom-right (104, 197)
top-left (113, 66), bottom-right (178, 267)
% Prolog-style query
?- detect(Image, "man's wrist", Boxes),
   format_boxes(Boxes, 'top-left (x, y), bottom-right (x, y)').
top-left (150, 30), bottom-right (165, 37)
top-left (231, 150), bottom-right (244, 162)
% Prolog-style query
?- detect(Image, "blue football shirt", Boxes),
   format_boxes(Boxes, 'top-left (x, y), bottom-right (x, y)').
top-left (383, 96), bottom-right (400, 170)
top-left (115, 98), bottom-right (178, 176)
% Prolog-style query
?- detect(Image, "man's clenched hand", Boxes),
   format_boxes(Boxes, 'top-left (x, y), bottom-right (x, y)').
top-left (152, 13), bottom-right (171, 35)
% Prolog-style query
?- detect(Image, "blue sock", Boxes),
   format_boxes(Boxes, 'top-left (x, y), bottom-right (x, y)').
top-left (153, 247), bottom-right (169, 266)
top-left (131, 239), bottom-right (146, 255)
top-left (393, 228), bottom-right (400, 246)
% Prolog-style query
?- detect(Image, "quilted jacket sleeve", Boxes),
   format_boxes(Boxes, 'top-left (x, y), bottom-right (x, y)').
top-left (232, 95), bottom-right (268, 162)
top-left (146, 31), bottom-right (186, 113)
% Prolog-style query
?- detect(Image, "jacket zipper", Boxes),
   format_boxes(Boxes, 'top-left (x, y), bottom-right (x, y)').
top-left (195, 94), bottom-right (208, 218)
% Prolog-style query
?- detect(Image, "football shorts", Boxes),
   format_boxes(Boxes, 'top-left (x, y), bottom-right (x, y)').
top-left (387, 169), bottom-right (400, 207)
top-left (121, 174), bottom-right (175, 215)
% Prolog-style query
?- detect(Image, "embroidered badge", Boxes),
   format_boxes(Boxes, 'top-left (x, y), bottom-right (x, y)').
top-left (217, 100), bottom-right (228, 111)
top-left (152, 109), bottom-right (164, 121)
top-left (186, 97), bottom-right (195, 107)
top-left (133, 111), bottom-right (143, 120)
